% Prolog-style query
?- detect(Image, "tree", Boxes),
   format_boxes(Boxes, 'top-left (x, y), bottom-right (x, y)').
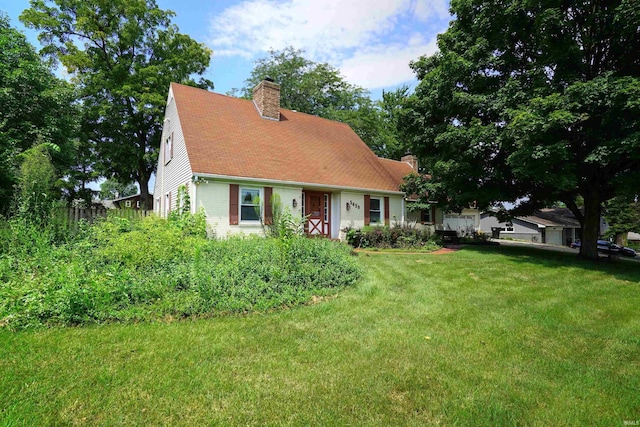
top-left (604, 195), bottom-right (640, 246)
top-left (15, 143), bottom-right (59, 226)
top-left (99, 179), bottom-right (138, 200)
top-left (238, 47), bottom-right (409, 158)
top-left (21, 0), bottom-right (213, 208)
top-left (240, 47), bottom-right (369, 115)
top-left (400, 1), bottom-right (640, 260)
top-left (0, 13), bottom-right (79, 215)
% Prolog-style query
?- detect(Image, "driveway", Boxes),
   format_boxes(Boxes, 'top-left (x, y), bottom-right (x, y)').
top-left (493, 239), bottom-right (640, 262)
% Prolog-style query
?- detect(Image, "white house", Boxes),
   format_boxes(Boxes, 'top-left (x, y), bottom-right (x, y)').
top-left (154, 79), bottom-right (419, 239)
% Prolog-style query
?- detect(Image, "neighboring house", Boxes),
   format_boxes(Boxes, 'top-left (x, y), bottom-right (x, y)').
top-left (628, 232), bottom-right (640, 243)
top-left (153, 79), bottom-right (417, 239)
top-left (480, 208), bottom-right (581, 245)
top-left (105, 194), bottom-right (153, 210)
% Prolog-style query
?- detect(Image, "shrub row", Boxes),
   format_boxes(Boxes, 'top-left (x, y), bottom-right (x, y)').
top-left (0, 215), bottom-right (361, 330)
top-left (344, 225), bottom-right (441, 250)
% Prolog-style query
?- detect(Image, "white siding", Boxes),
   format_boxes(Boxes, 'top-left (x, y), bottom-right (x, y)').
top-left (337, 191), bottom-right (404, 239)
top-left (388, 196), bottom-right (404, 226)
top-left (195, 180), bottom-right (304, 238)
top-left (153, 86), bottom-right (193, 217)
top-left (340, 192), bottom-right (366, 236)
top-left (330, 193), bottom-right (341, 239)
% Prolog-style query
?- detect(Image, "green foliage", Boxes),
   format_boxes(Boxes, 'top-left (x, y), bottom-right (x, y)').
top-left (0, 214), bottom-right (360, 330)
top-left (344, 224), bottom-right (439, 250)
top-left (167, 185), bottom-right (208, 238)
top-left (604, 195), bottom-right (640, 245)
top-left (401, 0), bottom-right (640, 259)
top-left (263, 193), bottom-right (306, 240)
top-left (14, 143), bottom-right (58, 226)
top-left (0, 13), bottom-right (79, 215)
top-left (21, 0), bottom-right (213, 206)
top-left (240, 47), bottom-right (368, 115)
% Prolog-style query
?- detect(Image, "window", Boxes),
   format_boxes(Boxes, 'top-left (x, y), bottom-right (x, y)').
top-left (324, 194), bottom-right (328, 222)
top-left (125, 200), bottom-right (132, 208)
top-left (503, 223), bottom-right (514, 233)
top-left (370, 198), bottom-right (381, 224)
top-left (136, 201), bottom-right (141, 209)
top-left (240, 188), bottom-right (261, 222)
top-left (164, 133), bottom-right (173, 164)
top-left (421, 209), bottom-right (431, 223)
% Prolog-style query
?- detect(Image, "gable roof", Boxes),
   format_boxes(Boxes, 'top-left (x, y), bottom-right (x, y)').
top-left (171, 83), bottom-right (411, 192)
top-left (484, 207), bottom-right (581, 228)
top-left (377, 157), bottom-right (416, 185)
top-left (534, 208), bottom-right (581, 227)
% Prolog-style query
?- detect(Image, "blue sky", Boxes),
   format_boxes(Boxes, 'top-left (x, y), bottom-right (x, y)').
top-left (1, 0), bottom-right (452, 99)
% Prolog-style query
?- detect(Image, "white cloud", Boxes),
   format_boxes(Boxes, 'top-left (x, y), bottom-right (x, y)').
top-left (208, 0), bottom-right (450, 89)
top-left (338, 37), bottom-right (439, 89)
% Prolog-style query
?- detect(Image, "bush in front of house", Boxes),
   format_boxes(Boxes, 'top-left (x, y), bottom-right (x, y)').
top-left (0, 214), bottom-right (361, 330)
top-left (344, 224), bottom-right (441, 250)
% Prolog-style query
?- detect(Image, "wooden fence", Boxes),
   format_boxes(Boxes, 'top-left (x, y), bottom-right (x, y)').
top-left (57, 207), bottom-right (154, 227)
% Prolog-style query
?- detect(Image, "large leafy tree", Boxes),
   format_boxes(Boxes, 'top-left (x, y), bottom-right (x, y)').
top-left (239, 47), bottom-right (369, 116)
top-left (21, 0), bottom-right (213, 207)
top-left (401, 0), bottom-right (640, 260)
top-left (0, 13), bottom-right (79, 215)
top-left (237, 47), bottom-right (408, 159)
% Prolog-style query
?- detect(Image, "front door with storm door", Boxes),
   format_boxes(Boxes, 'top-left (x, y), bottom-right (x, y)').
top-left (304, 191), bottom-right (330, 236)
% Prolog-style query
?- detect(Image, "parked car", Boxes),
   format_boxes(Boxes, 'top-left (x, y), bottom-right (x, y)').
top-left (571, 240), bottom-right (637, 257)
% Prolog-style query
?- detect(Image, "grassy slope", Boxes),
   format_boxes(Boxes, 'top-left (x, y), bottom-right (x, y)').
top-left (1, 245), bottom-right (639, 426)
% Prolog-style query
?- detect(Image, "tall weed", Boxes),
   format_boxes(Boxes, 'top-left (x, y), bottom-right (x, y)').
top-left (0, 214), bottom-right (360, 330)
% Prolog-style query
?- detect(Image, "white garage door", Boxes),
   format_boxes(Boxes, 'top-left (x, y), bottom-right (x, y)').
top-left (443, 214), bottom-right (475, 234)
top-left (546, 228), bottom-right (563, 246)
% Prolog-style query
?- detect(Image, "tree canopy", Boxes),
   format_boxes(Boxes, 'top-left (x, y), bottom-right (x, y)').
top-left (0, 13), bottom-right (79, 215)
top-left (237, 47), bottom-right (408, 159)
top-left (400, 0), bottom-right (640, 259)
top-left (21, 0), bottom-right (214, 207)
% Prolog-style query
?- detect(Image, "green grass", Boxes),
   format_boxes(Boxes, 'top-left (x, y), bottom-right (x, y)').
top-left (1, 245), bottom-right (639, 426)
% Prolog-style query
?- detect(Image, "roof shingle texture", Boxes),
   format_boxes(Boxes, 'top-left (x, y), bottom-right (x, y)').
top-left (172, 83), bottom-right (412, 192)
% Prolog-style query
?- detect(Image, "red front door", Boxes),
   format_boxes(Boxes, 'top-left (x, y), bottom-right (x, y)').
top-left (304, 192), bottom-right (330, 236)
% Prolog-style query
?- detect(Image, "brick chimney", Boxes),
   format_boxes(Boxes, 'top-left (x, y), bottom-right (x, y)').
top-left (253, 78), bottom-right (280, 121)
top-left (401, 153), bottom-right (418, 171)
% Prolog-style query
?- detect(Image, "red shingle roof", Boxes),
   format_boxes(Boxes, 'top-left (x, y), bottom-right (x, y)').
top-left (378, 157), bottom-right (416, 185)
top-left (172, 83), bottom-right (410, 192)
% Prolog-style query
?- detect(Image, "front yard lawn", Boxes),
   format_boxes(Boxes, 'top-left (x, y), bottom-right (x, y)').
top-left (1, 245), bottom-right (639, 425)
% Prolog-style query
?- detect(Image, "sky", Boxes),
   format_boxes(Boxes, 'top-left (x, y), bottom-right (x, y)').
top-left (0, 0), bottom-right (452, 99)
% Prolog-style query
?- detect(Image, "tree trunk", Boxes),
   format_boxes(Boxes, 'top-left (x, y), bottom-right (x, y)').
top-left (579, 190), bottom-right (602, 260)
top-left (615, 232), bottom-right (628, 247)
top-left (138, 173), bottom-right (150, 210)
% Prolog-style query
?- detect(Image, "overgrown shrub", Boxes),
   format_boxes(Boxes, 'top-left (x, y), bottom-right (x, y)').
top-left (344, 224), bottom-right (440, 250)
top-left (0, 214), bottom-right (360, 330)
top-left (262, 193), bottom-right (306, 239)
